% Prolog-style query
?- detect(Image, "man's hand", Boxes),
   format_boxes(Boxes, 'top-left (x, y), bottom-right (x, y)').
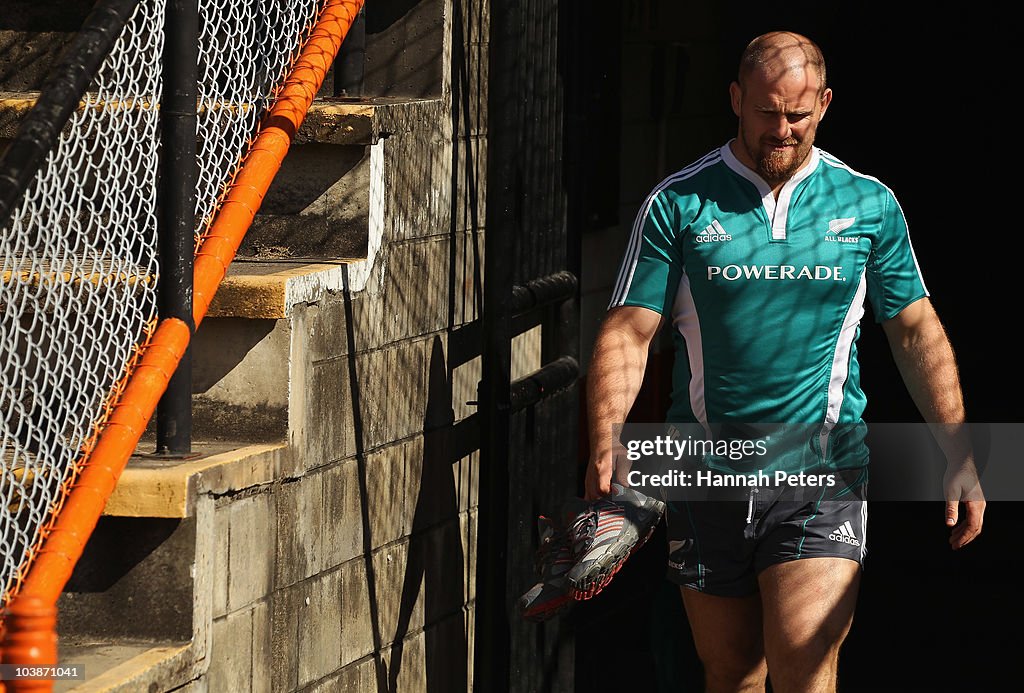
top-left (883, 298), bottom-right (986, 550)
top-left (585, 441), bottom-right (633, 500)
top-left (944, 459), bottom-right (985, 549)
top-left (585, 451), bottom-right (614, 501)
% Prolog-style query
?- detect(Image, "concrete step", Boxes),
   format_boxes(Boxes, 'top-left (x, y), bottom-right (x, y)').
top-left (52, 439), bottom-right (285, 692)
top-left (189, 255), bottom-right (383, 446)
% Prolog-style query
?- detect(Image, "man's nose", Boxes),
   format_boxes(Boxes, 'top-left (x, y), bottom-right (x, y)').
top-left (769, 115), bottom-right (792, 140)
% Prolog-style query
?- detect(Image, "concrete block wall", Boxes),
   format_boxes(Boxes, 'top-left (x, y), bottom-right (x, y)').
top-left (191, 1), bottom-right (499, 691)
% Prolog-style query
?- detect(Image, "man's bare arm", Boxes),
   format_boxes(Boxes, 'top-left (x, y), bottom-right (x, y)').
top-left (881, 297), bottom-right (985, 549)
top-left (585, 306), bottom-right (664, 500)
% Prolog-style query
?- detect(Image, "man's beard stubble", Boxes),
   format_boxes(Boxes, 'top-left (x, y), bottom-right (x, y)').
top-left (740, 124), bottom-right (814, 186)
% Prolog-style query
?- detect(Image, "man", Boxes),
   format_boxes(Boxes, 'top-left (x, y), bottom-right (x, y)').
top-left (583, 31), bottom-right (985, 693)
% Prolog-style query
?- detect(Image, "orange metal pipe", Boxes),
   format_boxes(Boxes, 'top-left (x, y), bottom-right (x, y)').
top-left (7, 0), bottom-right (364, 614)
top-left (193, 0), bottom-right (365, 327)
top-left (0, 596), bottom-right (58, 692)
top-left (16, 319), bottom-right (191, 602)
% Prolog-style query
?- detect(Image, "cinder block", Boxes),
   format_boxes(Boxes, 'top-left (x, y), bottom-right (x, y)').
top-left (209, 609), bottom-right (254, 693)
top-left (453, 230), bottom-right (484, 327)
top-left (251, 600), bottom-right (272, 693)
top-left (305, 655), bottom-right (379, 693)
top-left (298, 357), bottom-right (357, 468)
top-left (454, 135), bottom-right (487, 234)
top-left (270, 583), bottom-right (302, 693)
top-left (372, 540), bottom-right (424, 648)
top-left (297, 569), bottom-right (344, 687)
top-left (421, 519), bottom-right (468, 625)
top-left (227, 492), bottom-right (276, 611)
top-left (384, 129), bottom-right (452, 242)
top-left (353, 346), bottom-right (393, 452)
top-left (349, 291), bottom-right (388, 354)
top-left (300, 300), bottom-right (351, 365)
top-left (339, 558), bottom-right (375, 668)
top-left (457, 0), bottom-right (490, 48)
top-left (212, 503), bottom-right (230, 619)
top-left (381, 627), bottom-right (427, 693)
top-left (388, 339), bottom-right (430, 443)
top-left (455, 450), bottom-right (480, 513)
top-left (322, 458), bottom-right (364, 568)
top-left (451, 36), bottom-right (488, 137)
top-left (398, 436), bottom-right (425, 538)
top-left (275, 473), bottom-right (325, 588)
top-left (381, 237), bottom-right (451, 344)
top-left (365, 442), bottom-right (409, 548)
top-left (422, 612), bottom-right (471, 691)
top-left (407, 433), bottom-right (462, 534)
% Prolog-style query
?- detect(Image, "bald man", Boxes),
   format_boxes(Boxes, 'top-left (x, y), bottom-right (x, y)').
top-left (586, 31), bottom-right (985, 692)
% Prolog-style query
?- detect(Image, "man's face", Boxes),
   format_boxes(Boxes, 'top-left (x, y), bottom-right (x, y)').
top-left (729, 67), bottom-right (831, 185)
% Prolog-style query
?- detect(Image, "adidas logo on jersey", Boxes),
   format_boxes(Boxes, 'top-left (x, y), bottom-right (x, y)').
top-left (828, 520), bottom-right (861, 546)
top-left (824, 217), bottom-right (860, 244)
top-left (695, 219), bottom-right (731, 243)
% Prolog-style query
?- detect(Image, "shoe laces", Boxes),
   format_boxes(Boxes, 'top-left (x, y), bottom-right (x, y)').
top-left (568, 506), bottom-right (598, 556)
top-left (535, 526), bottom-right (572, 575)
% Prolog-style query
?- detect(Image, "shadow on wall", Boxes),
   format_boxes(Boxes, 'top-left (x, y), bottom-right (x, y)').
top-left (387, 337), bottom-right (468, 691)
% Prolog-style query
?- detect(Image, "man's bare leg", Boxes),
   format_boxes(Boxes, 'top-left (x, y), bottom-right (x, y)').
top-left (758, 558), bottom-right (860, 693)
top-left (680, 588), bottom-right (767, 693)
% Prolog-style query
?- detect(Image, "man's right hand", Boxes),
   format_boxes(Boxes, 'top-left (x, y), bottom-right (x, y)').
top-left (585, 451), bottom-right (615, 500)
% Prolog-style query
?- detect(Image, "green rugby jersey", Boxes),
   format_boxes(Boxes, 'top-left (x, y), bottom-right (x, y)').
top-left (610, 141), bottom-right (928, 465)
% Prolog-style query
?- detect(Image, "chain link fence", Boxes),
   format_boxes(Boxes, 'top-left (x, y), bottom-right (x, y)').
top-left (1, 0), bottom-right (328, 606)
top-left (195, 0), bottom-right (323, 244)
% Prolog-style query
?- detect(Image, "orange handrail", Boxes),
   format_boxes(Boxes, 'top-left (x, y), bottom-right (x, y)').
top-left (1, 1), bottom-right (364, 688)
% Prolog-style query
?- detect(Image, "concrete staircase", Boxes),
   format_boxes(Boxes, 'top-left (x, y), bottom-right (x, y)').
top-left (0, 1), bottom-right (507, 690)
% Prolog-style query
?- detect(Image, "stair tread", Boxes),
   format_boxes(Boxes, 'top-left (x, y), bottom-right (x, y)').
top-left (111, 439), bottom-right (286, 518)
top-left (0, 91), bottom-right (437, 145)
top-left (210, 259), bottom-right (356, 319)
top-left (56, 639), bottom-right (191, 693)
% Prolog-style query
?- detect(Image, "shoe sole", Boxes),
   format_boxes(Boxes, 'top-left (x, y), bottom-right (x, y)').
top-left (566, 500), bottom-right (665, 600)
top-left (518, 588), bottom-right (573, 622)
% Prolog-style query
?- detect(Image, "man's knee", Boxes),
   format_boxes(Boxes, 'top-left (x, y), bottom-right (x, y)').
top-left (765, 619), bottom-right (850, 691)
top-left (696, 637), bottom-right (767, 692)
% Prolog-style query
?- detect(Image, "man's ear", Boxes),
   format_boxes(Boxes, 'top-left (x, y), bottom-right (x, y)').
top-left (729, 81), bottom-right (742, 117)
top-left (818, 87), bottom-right (833, 120)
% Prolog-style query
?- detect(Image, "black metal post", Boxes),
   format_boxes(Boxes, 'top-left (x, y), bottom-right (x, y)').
top-left (476, 0), bottom-right (519, 688)
top-left (510, 270), bottom-right (578, 316)
top-left (155, 0), bottom-right (198, 456)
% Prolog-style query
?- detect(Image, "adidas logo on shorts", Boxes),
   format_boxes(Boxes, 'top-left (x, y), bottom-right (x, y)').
top-left (828, 521), bottom-right (861, 546)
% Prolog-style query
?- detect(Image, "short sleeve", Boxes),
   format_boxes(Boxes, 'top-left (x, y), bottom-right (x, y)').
top-left (865, 190), bottom-right (929, 322)
top-left (608, 189), bottom-right (685, 316)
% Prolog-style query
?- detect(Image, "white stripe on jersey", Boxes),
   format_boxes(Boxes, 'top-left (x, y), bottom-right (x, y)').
top-left (610, 150), bottom-right (721, 308)
top-left (671, 272), bottom-right (709, 433)
top-left (819, 270), bottom-right (867, 457)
